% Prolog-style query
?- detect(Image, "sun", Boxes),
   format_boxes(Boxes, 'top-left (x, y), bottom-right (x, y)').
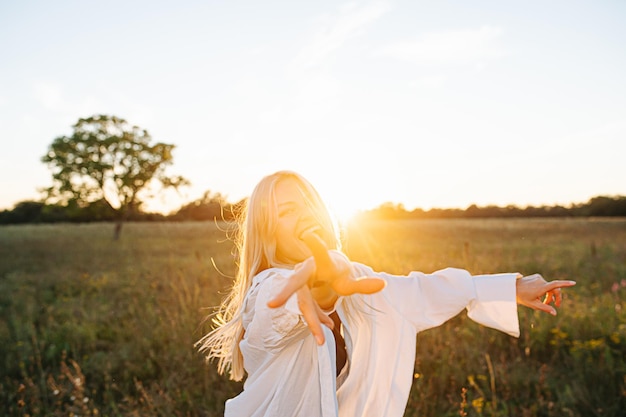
top-left (319, 187), bottom-right (370, 226)
top-left (301, 169), bottom-right (377, 225)
top-left (139, 187), bottom-right (187, 215)
top-left (328, 201), bottom-right (362, 225)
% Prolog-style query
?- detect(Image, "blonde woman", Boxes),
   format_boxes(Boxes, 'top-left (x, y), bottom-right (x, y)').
top-left (196, 170), bottom-right (576, 417)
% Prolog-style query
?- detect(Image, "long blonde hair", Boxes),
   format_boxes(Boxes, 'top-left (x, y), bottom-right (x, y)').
top-left (195, 170), bottom-right (340, 381)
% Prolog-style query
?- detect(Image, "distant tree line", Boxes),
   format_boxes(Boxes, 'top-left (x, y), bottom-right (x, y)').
top-left (0, 191), bottom-right (240, 225)
top-left (13, 113), bottom-right (623, 228)
top-left (2, 194), bottom-right (625, 225)
top-left (13, 113), bottom-right (622, 227)
top-left (355, 195), bottom-right (626, 220)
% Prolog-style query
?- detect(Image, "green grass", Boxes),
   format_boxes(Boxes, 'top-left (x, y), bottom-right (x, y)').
top-left (0, 218), bottom-right (624, 416)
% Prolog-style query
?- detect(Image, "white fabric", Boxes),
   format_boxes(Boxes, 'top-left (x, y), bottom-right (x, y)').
top-left (335, 264), bottom-right (519, 417)
top-left (225, 264), bottom-right (520, 417)
top-left (225, 269), bottom-right (338, 417)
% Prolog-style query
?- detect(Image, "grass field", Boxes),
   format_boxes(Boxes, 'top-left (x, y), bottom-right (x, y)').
top-left (0, 218), bottom-right (625, 416)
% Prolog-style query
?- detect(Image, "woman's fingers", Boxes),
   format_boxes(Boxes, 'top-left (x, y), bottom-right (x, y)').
top-left (544, 279), bottom-right (577, 291)
top-left (266, 258), bottom-right (334, 345)
top-left (267, 259), bottom-right (314, 308)
top-left (517, 275), bottom-right (576, 315)
top-left (296, 286), bottom-right (332, 345)
top-left (332, 276), bottom-right (386, 296)
top-left (300, 230), bottom-right (333, 280)
top-left (269, 230), bottom-right (387, 312)
top-left (301, 230), bottom-right (386, 295)
top-left (530, 298), bottom-right (557, 316)
top-left (541, 280), bottom-right (575, 309)
top-left (543, 289), bottom-right (561, 307)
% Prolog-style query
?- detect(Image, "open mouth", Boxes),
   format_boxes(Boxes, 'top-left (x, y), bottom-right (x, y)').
top-left (298, 225), bottom-right (321, 241)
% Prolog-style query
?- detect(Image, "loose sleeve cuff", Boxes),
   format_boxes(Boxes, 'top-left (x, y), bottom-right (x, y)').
top-left (467, 273), bottom-right (520, 337)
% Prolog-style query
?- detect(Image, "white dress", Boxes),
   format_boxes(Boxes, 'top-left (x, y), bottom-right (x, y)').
top-left (224, 264), bottom-right (520, 417)
top-left (224, 269), bottom-right (339, 417)
top-left (335, 264), bottom-right (519, 417)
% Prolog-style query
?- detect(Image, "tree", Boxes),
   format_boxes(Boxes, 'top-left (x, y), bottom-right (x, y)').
top-left (0, 201), bottom-right (44, 224)
top-left (170, 191), bottom-right (243, 222)
top-left (173, 191), bottom-right (229, 221)
top-left (41, 114), bottom-right (189, 238)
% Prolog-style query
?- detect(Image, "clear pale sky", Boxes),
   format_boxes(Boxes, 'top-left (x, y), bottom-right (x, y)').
top-left (1, 0), bottom-right (625, 218)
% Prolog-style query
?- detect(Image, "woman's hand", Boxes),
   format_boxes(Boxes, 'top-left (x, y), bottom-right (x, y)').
top-left (295, 285), bottom-right (335, 346)
top-left (516, 273), bottom-right (577, 315)
top-left (268, 232), bottom-right (385, 309)
top-left (300, 230), bottom-right (385, 297)
top-left (267, 231), bottom-right (385, 345)
top-left (279, 258), bottom-right (334, 345)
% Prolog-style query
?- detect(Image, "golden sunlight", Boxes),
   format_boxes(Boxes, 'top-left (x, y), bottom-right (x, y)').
top-left (317, 184), bottom-right (373, 226)
top-left (140, 187), bottom-right (186, 215)
top-left (328, 200), bottom-right (361, 225)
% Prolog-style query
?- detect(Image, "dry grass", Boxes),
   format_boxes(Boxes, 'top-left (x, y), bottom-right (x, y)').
top-left (1, 218), bottom-right (624, 416)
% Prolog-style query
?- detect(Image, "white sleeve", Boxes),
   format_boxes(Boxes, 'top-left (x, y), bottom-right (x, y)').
top-left (352, 263), bottom-right (520, 337)
top-left (250, 271), bottom-right (309, 352)
top-left (466, 272), bottom-right (520, 337)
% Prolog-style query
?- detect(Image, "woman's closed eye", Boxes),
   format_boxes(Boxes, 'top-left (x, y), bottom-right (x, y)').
top-left (279, 205), bottom-right (299, 217)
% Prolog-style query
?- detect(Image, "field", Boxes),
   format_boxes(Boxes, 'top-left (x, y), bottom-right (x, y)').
top-left (1, 218), bottom-right (625, 416)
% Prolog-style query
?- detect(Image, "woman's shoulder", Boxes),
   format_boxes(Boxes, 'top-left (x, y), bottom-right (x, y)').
top-left (243, 267), bottom-right (296, 325)
top-left (248, 267), bottom-right (297, 302)
top-left (252, 267), bottom-right (293, 285)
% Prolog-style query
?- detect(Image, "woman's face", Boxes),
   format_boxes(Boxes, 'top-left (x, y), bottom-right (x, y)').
top-left (273, 178), bottom-right (319, 263)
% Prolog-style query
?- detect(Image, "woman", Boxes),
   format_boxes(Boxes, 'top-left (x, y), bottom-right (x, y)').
top-left (196, 170), bottom-right (576, 416)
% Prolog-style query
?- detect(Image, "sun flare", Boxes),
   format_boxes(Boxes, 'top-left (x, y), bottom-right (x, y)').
top-left (318, 186), bottom-right (371, 226)
top-left (328, 201), bottom-right (362, 225)
top-left (303, 171), bottom-right (383, 227)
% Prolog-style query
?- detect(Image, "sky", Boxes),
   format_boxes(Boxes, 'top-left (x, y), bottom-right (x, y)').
top-left (1, 0), bottom-right (625, 219)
